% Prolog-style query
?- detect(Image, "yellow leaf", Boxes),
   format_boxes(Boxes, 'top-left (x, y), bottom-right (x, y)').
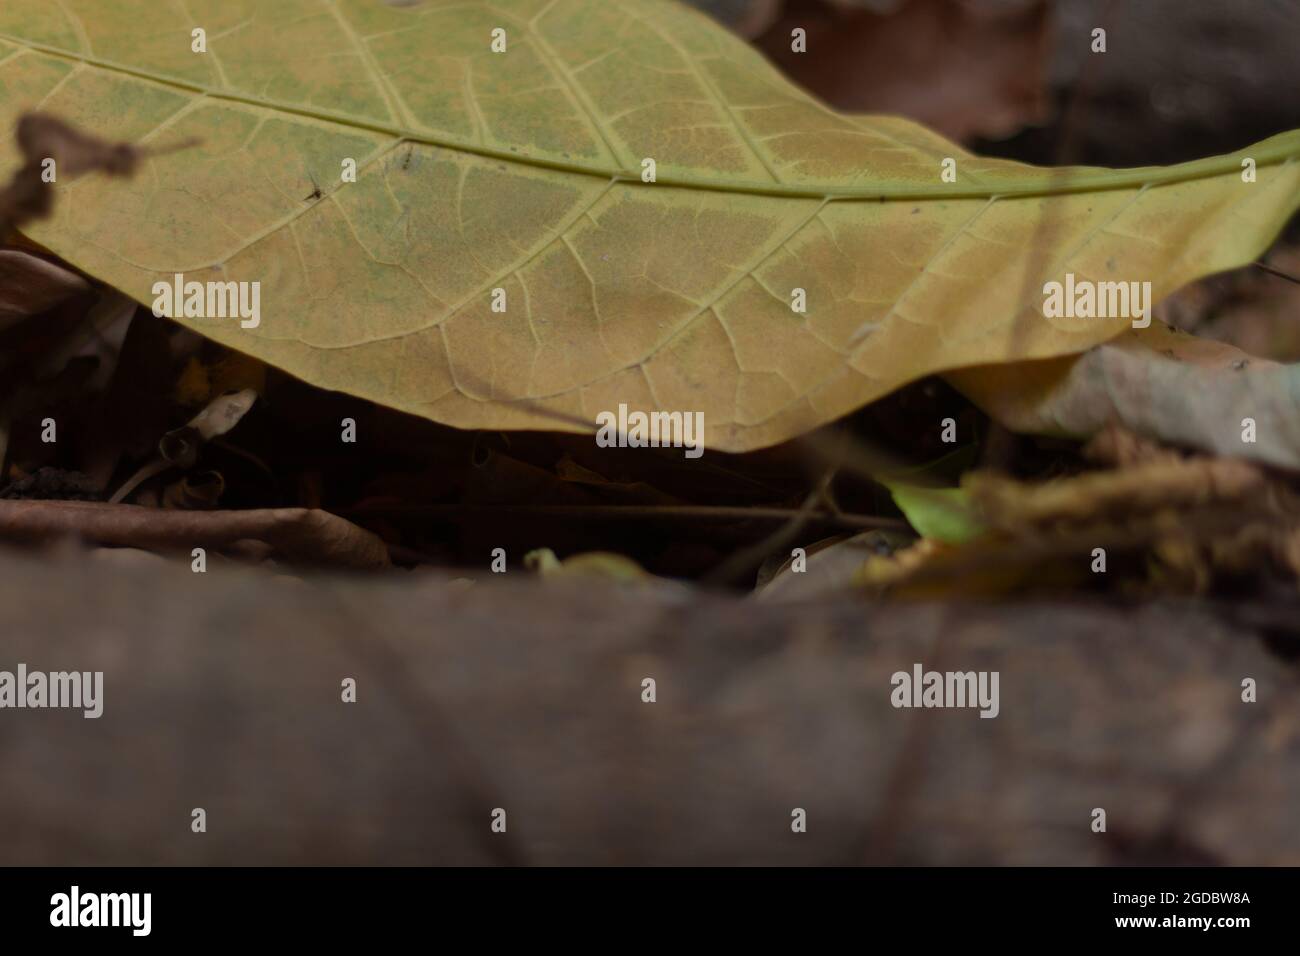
top-left (524, 546), bottom-right (650, 581)
top-left (2, 0), bottom-right (1297, 451)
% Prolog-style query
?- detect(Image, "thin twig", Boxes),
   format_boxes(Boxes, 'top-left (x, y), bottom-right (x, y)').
top-left (1253, 260), bottom-right (1300, 285)
top-left (345, 502), bottom-right (905, 530)
top-left (702, 475), bottom-right (838, 588)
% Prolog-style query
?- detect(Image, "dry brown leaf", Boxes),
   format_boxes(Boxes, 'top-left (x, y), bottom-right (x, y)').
top-left (757, 528), bottom-right (911, 600)
top-left (0, 248), bottom-right (90, 326)
top-left (950, 323), bottom-right (1300, 471)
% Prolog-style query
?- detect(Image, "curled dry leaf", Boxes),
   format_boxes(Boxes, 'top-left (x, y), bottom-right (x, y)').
top-left (184, 388), bottom-right (259, 443)
top-left (755, 529), bottom-right (911, 601)
top-left (949, 323), bottom-right (1300, 471)
top-left (0, 499), bottom-right (390, 569)
top-left (2, 2), bottom-right (1297, 451)
top-left (110, 388), bottom-right (258, 503)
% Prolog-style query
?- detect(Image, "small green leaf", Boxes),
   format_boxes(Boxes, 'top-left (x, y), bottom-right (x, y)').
top-left (884, 481), bottom-right (985, 544)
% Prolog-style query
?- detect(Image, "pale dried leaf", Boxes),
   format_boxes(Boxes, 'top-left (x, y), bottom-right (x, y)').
top-left (950, 324), bottom-right (1300, 470)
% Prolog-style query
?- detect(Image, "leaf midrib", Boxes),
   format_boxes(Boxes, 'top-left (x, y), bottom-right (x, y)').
top-left (4, 31), bottom-right (1299, 202)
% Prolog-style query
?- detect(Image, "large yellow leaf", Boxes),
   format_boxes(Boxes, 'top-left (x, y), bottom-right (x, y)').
top-left (1, 0), bottom-right (1297, 451)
